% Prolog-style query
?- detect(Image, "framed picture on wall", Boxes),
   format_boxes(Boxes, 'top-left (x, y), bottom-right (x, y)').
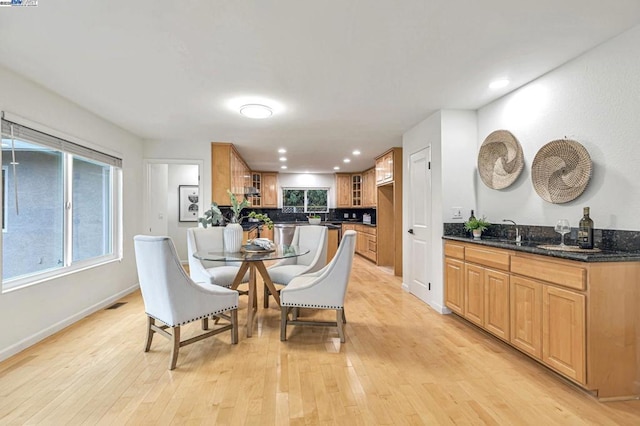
top-left (178, 185), bottom-right (199, 222)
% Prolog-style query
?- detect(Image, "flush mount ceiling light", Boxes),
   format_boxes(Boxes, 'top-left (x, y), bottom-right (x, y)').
top-left (239, 104), bottom-right (272, 119)
top-left (489, 79), bottom-right (509, 89)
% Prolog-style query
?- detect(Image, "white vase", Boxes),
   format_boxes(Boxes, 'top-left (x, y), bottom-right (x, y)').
top-left (224, 222), bottom-right (243, 252)
top-left (472, 229), bottom-right (482, 240)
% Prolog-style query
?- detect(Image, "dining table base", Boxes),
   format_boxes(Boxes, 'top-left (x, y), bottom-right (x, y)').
top-left (230, 260), bottom-right (281, 337)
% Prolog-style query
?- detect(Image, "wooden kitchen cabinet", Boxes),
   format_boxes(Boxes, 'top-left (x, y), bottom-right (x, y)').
top-left (463, 251), bottom-right (510, 340)
top-left (211, 142), bottom-right (251, 205)
top-left (510, 275), bottom-right (542, 359)
top-left (361, 167), bottom-right (377, 207)
top-left (464, 263), bottom-right (485, 327)
top-left (261, 172), bottom-right (278, 208)
top-left (443, 239), bottom-right (640, 399)
top-left (542, 285), bottom-right (586, 383)
top-left (444, 242), bottom-right (465, 316)
top-left (484, 268), bottom-right (510, 341)
top-left (444, 257), bottom-right (465, 316)
top-left (375, 149), bottom-right (395, 185)
top-left (342, 223), bottom-right (377, 263)
top-left (336, 174), bottom-right (352, 208)
top-left (351, 174), bottom-right (362, 207)
top-left (250, 171), bottom-right (278, 208)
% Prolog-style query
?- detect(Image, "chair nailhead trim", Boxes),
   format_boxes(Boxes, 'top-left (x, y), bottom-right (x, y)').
top-left (281, 303), bottom-right (343, 309)
top-left (148, 304), bottom-right (238, 327)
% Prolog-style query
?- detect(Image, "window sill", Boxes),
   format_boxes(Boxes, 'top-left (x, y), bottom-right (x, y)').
top-left (2, 255), bottom-right (122, 293)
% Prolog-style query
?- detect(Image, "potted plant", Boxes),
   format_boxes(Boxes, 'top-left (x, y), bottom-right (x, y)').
top-left (307, 214), bottom-right (321, 225)
top-left (198, 202), bottom-right (224, 228)
top-left (464, 216), bottom-right (490, 240)
top-left (220, 190), bottom-right (275, 252)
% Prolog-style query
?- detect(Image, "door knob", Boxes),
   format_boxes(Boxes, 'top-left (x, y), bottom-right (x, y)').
top-left (408, 229), bottom-right (414, 234)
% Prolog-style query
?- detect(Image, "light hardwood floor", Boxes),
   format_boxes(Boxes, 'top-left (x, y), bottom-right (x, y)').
top-left (1, 256), bottom-right (640, 425)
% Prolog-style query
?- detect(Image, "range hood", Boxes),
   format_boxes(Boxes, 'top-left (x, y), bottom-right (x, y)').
top-left (244, 186), bottom-right (260, 196)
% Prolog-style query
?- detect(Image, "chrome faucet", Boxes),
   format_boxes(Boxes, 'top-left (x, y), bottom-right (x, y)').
top-left (503, 219), bottom-right (521, 242)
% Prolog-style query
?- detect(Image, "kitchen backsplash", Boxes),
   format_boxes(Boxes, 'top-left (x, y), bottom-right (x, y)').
top-left (443, 223), bottom-right (640, 252)
top-left (219, 207), bottom-right (376, 224)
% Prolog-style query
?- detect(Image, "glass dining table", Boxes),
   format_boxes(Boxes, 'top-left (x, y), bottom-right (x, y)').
top-left (193, 245), bottom-right (310, 337)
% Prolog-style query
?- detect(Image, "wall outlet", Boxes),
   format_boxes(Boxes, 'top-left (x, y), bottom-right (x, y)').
top-left (344, 213), bottom-right (349, 218)
top-left (451, 207), bottom-right (462, 219)
top-left (352, 213), bottom-right (356, 218)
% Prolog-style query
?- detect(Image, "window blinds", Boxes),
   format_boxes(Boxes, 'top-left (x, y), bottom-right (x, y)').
top-left (1, 117), bottom-right (122, 168)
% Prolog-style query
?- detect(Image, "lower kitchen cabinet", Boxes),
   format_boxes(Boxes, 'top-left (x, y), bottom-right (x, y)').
top-left (510, 275), bottom-right (542, 359)
top-left (444, 257), bottom-right (464, 316)
top-left (484, 268), bottom-right (510, 341)
top-left (464, 264), bottom-right (484, 327)
top-left (444, 240), bottom-right (640, 399)
top-left (542, 285), bottom-right (586, 383)
top-left (342, 223), bottom-right (377, 263)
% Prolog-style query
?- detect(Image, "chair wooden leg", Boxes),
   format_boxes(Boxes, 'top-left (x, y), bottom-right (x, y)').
top-left (169, 326), bottom-right (180, 370)
top-left (280, 307), bottom-right (289, 341)
top-left (202, 318), bottom-right (209, 330)
top-left (231, 309), bottom-right (238, 344)
top-left (336, 309), bottom-right (345, 343)
top-left (292, 307), bottom-right (299, 320)
top-left (342, 309), bottom-right (347, 324)
top-left (144, 316), bottom-right (155, 352)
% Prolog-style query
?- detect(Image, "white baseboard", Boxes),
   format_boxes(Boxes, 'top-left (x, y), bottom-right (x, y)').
top-left (0, 284), bottom-right (139, 363)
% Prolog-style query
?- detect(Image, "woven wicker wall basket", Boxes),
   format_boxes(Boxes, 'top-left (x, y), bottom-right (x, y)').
top-left (477, 130), bottom-right (524, 189)
top-left (531, 139), bottom-right (592, 204)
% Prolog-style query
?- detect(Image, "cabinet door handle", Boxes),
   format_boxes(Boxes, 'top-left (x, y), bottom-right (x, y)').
top-left (408, 229), bottom-right (414, 234)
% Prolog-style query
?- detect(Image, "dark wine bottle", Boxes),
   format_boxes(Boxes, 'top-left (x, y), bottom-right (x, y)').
top-left (468, 210), bottom-right (476, 238)
top-left (578, 207), bottom-right (594, 249)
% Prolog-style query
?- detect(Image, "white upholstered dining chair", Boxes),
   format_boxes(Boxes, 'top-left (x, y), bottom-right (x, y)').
top-left (187, 227), bottom-right (249, 289)
top-left (264, 225), bottom-right (328, 307)
top-left (279, 230), bottom-right (356, 343)
top-left (134, 235), bottom-right (239, 370)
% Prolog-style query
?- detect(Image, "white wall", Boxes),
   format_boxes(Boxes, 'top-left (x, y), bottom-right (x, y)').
top-left (402, 110), bottom-right (477, 313)
top-left (477, 25), bottom-right (640, 231)
top-left (0, 65), bottom-right (144, 360)
top-left (167, 164), bottom-right (199, 260)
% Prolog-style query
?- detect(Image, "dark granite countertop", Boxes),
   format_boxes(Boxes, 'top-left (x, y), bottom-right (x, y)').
top-left (273, 221), bottom-right (374, 229)
top-left (443, 235), bottom-right (640, 263)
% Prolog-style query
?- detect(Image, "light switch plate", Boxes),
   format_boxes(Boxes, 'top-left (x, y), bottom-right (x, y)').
top-left (451, 207), bottom-right (462, 219)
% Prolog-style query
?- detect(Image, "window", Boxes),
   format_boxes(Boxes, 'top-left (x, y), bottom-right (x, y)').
top-left (282, 188), bottom-right (328, 213)
top-left (1, 116), bottom-right (122, 291)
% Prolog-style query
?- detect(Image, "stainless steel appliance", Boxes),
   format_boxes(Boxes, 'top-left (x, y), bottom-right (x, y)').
top-left (274, 223), bottom-right (297, 245)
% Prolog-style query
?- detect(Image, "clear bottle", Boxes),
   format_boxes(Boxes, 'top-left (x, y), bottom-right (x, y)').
top-left (578, 207), bottom-right (594, 249)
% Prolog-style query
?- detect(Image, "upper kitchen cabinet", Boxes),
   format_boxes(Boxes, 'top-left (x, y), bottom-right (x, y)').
top-left (362, 167), bottom-right (377, 207)
top-left (336, 173), bottom-right (352, 208)
top-left (375, 148), bottom-right (401, 185)
top-left (251, 171), bottom-right (278, 208)
top-left (211, 142), bottom-right (251, 205)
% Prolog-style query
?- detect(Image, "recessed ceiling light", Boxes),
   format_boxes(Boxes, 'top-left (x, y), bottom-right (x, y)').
top-left (489, 79), bottom-right (509, 89)
top-left (278, 148), bottom-right (287, 153)
top-left (352, 150), bottom-right (361, 155)
top-left (343, 158), bottom-right (351, 163)
top-left (239, 104), bottom-right (272, 119)
top-left (279, 157), bottom-right (287, 162)
top-left (333, 166), bottom-right (340, 170)
top-left (281, 165), bottom-right (287, 170)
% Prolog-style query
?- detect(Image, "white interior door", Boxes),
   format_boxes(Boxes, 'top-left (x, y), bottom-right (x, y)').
top-left (408, 147), bottom-right (432, 303)
top-left (146, 163), bottom-right (169, 236)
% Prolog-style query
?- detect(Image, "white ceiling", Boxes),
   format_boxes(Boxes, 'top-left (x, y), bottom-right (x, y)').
top-left (1, 1), bottom-right (640, 173)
